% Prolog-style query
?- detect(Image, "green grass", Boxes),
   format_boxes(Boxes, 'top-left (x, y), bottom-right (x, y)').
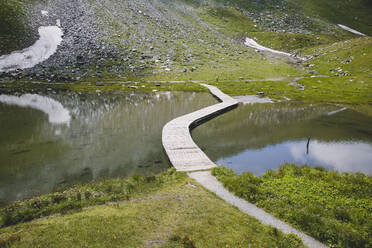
top-left (0, 168), bottom-right (304, 248)
top-left (209, 77), bottom-right (372, 104)
top-left (301, 37), bottom-right (372, 77)
top-left (212, 165), bottom-right (372, 248)
top-left (0, 81), bottom-right (208, 94)
top-left (206, 36), bottom-right (372, 106)
top-left (143, 55), bottom-right (304, 82)
top-left (0, 169), bottom-right (179, 228)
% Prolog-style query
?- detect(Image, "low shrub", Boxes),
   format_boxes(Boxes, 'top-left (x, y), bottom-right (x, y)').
top-left (213, 164), bottom-right (372, 248)
top-left (0, 168), bottom-right (186, 228)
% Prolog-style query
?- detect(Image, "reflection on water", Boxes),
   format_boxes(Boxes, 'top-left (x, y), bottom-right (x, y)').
top-left (0, 91), bottom-right (216, 205)
top-left (218, 140), bottom-right (372, 176)
top-left (193, 102), bottom-right (372, 176)
top-left (0, 94), bottom-right (71, 125)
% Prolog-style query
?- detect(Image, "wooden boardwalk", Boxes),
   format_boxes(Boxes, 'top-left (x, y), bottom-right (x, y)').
top-left (162, 84), bottom-right (238, 171)
top-left (162, 85), bottom-right (329, 247)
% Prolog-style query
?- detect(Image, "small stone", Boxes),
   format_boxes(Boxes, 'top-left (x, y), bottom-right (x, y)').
top-left (256, 92), bottom-right (264, 95)
top-left (96, 82), bottom-right (104, 86)
top-left (141, 55), bottom-right (153, 59)
top-left (298, 85), bottom-right (306, 91)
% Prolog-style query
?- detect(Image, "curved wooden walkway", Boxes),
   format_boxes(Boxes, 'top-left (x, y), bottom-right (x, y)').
top-left (162, 84), bottom-right (238, 171)
top-left (162, 84), bottom-right (329, 248)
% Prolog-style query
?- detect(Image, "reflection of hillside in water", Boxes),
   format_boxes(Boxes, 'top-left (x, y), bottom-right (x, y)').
top-left (193, 103), bottom-right (372, 173)
top-left (0, 91), bottom-right (216, 205)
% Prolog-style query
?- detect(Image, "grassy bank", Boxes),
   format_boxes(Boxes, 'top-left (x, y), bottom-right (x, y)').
top-left (212, 164), bottom-right (372, 248)
top-left (0, 81), bottom-right (208, 94)
top-left (0, 168), bottom-right (304, 248)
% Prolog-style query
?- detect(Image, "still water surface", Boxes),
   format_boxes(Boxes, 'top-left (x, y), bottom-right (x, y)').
top-left (0, 91), bottom-right (216, 205)
top-left (193, 103), bottom-right (372, 176)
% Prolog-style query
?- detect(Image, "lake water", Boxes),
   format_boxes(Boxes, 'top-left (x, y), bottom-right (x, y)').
top-left (0, 91), bottom-right (216, 205)
top-left (193, 102), bottom-right (372, 176)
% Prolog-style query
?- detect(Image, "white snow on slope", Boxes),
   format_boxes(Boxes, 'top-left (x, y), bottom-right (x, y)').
top-left (337, 24), bottom-right (366, 36)
top-left (245, 37), bottom-right (292, 56)
top-left (41, 10), bottom-right (49, 16)
top-left (0, 26), bottom-right (63, 73)
top-left (0, 94), bottom-right (71, 125)
top-left (244, 37), bottom-right (305, 61)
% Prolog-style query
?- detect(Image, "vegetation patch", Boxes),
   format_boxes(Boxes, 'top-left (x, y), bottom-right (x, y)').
top-left (0, 168), bottom-right (304, 248)
top-left (208, 37), bottom-right (372, 106)
top-left (212, 164), bottom-right (372, 248)
top-left (209, 76), bottom-right (372, 105)
top-left (0, 168), bottom-right (186, 228)
top-left (0, 81), bottom-right (208, 95)
top-left (200, 6), bottom-right (337, 51)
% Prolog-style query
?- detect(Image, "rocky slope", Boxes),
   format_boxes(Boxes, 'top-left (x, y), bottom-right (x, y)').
top-left (0, 0), bottom-right (370, 83)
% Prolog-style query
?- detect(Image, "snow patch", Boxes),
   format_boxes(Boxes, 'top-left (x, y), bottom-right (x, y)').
top-left (337, 24), bottom-right (366, 36)
top-left (0, 94), bottom-right (71, 125)
top-left (0, 26), bottom-right (63, 73)
top-left (41, 10), bottom-right (49, 16)
top-left (245, 37), bottom-right (292, 57)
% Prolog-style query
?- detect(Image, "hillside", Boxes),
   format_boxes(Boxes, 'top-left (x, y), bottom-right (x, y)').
top-left (0, 0), bottom-right (370, 84)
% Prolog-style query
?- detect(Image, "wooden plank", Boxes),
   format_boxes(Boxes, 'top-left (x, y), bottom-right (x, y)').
top-left (162, 84), bottom-right (238, 171)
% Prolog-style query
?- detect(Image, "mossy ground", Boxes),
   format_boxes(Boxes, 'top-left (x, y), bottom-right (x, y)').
top-left (212, 165), bottom-right (372, 248)
top-left (0, 169), bottom-right (304, 248)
